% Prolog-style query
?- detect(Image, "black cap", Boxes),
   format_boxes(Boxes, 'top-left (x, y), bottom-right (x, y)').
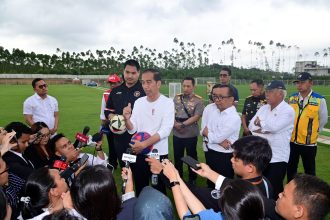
top-left (293, 72), bottom-right (312, 82)
top-left (266, 80), bottom-right (286, 90)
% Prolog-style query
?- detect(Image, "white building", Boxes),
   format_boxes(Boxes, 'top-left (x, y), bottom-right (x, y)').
top-left (295, 61), bottom-right (330, 76)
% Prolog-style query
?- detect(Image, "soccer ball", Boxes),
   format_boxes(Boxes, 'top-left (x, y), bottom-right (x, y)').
top-left (109, 115), bottom-right (126, 134)
top-left (131, 132), bottom-right (153, 155)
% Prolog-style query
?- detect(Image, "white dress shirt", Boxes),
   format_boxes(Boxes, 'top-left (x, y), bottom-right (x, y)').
top-left (249, 100), bottom-right (295, 163)
top-left (128, 95), bottom-right (175, 155)
top-left (200, 104), bottom-right (241, 153)
top-left (23, 93), bottom-right (59, 129)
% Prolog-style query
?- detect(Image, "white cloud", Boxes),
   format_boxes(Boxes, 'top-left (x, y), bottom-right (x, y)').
top-left (0, 0), bottom-right (329, 70)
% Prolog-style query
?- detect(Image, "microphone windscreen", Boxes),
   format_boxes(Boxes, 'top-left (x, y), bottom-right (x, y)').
top-left (126, 148), bottom-right (133, 154)
top-left (83, 126), bottom-right (90, 135)
top-left (92, 132), bottom-right (103, 142)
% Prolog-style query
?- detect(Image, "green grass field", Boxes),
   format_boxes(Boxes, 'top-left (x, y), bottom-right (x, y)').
top-left (1, 84), bottom-right (329, 219)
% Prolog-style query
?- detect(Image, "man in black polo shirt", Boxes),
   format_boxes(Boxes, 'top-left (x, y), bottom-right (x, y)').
top-left (241, 79), bottom-right (267, 136)
top-left (104, 59), bottom-right (146, 167)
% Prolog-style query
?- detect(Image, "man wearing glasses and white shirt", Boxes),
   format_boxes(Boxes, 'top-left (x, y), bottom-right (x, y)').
top-left (201, 84), bottom-right (241, 188)
top-left (23, 78), bottom-right (59, 135)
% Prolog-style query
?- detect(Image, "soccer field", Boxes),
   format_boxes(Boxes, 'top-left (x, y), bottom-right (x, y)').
top-left (1, 84), bottom-right (330, 217)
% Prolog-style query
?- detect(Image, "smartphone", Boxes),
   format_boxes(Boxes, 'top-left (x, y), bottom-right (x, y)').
top-left (183, 214), bottom-right (201, 220)
top-left (10, 130), bottom-right (18, 144)
top-left (106, 163), bottom-right (114, 173)
top-left (78, 153), bottom-right (89, 166)
top-left (181, 156), bottom-right (201, 170)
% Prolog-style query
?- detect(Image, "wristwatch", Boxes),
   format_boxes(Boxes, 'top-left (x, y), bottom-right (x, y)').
top-left (170, 181), bottom-right (180, 188)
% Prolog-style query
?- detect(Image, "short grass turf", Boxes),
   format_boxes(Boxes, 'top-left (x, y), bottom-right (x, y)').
top-left (1, 84), bottom-right (329, 219)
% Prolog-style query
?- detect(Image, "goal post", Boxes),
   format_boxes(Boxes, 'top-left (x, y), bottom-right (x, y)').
top-left (169, 83), bottom-right (181, 99)
top-left (195, 77), bottom-right (216, 85)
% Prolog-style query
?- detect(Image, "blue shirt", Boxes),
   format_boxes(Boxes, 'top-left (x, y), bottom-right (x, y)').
top-left (183, 209), bottom-right (223, 220)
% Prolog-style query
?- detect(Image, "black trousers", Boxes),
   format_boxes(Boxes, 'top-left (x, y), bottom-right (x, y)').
top-left (131, 154), bottom-right (168, 196)
top-left (205, 150), bottom-right (234, 188)
top-left (113, 132), bottom-right (133, 168)
top-left (173, 135), bottom-right (198, 181)
top-left (264, 162), bottom-right (287, 200)
top-left (105, 131), bottom-right (118, 168)
top-left (287, 142), bottom-right (317, 182)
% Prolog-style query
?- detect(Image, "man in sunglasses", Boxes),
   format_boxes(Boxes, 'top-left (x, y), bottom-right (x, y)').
top-left (219, 67), bottom-right (239, 106)
top-left (23, 78), bottom-right (59, 135)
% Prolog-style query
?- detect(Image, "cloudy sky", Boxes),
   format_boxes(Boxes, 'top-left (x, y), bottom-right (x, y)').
top-left (1, 0), bottom-right (329, 70)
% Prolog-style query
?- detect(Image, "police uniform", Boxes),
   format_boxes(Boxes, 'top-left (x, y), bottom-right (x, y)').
top-left (104, 81), bottom-right (146, 167)
top-left (173, 93), bottom-right (204, 182)
top-left (242, 93), bottom-right (267, 135)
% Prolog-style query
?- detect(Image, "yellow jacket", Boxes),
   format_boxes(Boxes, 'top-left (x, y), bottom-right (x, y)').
top-left (289, 92), bottom-right (323, 145)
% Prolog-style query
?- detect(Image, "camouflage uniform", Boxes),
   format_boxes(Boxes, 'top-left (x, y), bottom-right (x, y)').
top-left (173, 93), bottom-right (204, 182)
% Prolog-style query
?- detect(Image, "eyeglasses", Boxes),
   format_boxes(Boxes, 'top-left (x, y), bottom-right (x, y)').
top-left (219, 74), bottom-right (229, 78)
top-left (212, 95), bottom-right (232, 101)
top-left (38, 84), bottom-right (48, 89)
top-left (0, 166), bottom-right (9, 175)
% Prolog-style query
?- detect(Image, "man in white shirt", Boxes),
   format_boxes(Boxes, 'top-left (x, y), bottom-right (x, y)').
top-left (23, 78), bottom-right (59, 135)
top-left (48, 133), bottom-right (108, 167)
top-left (249, 80), bottom-right (295, 199)
top-left (123, 68), bottom-right (174, 195)
top-left (201, 84), bottom-right (241, 188)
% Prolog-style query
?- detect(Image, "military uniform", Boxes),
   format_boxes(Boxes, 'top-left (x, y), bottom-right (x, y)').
top-left (242, 93), bottom-right (267, 135)
top-left (173, 93), bottom-right (204, 182)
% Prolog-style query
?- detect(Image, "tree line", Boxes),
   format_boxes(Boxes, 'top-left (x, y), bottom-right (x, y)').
top-left (1, 38), bottom-right (329, 80)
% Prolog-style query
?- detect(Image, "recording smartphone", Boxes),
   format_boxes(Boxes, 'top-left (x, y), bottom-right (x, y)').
top-left (106, 163), bottom-right (114, 173)
top-left (183, 214), bottom-right (201, 220)
top-left (78, 153), bottom-right (89, 166)
top-left (181, 156), bottom-right (201, 170)
top-left (10, 130), bottom-right (18, 144)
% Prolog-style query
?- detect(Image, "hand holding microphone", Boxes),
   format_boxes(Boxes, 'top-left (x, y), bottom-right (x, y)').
top-left (121, 148), bottom-right (136, 194)
top-left (60, 154), bottom-right (89, 187)
top-left (150, 149), bottom-right (160, 186)
top-left (121, 166), bottom-right (133, 194)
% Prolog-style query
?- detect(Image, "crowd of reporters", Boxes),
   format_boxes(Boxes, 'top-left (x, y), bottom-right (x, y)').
top-left (1, 65), bottom-right (330, 219)
top-left (1, 121), bottom-right (330, 220)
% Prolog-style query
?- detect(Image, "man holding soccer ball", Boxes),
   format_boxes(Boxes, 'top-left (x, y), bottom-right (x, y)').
top-left (104, 60), bottom-right (145, 168)
top-left (123, 69), bottom-right (175, 195)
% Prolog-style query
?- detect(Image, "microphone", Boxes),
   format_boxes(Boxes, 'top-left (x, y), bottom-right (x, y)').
top-left (86, 132), bottom-right (103, 147)
top-left (121, 148), bottom-right (135, 194)
top-left (52, 156), bottom-right (68, 171)
top-left (73, 126), bottom-right (90, 149)
top-left (150, 149), bottom-right (159, 186)
top-left (60, 154), bottom-right (89, 186)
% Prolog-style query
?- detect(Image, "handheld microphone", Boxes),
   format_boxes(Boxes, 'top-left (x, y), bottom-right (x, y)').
top-left (73, 126), bottom-right (90, 149)
top-left (121, 148), bottom-right (135, 194)
top-left (150, 149), bottom-right (160, 186)
top-left (60, 154), bottom-right (89, 186)
top-left (86, 132), bottom-right (103, 147)
top-left (53, 156), bottom-right (68, 171)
